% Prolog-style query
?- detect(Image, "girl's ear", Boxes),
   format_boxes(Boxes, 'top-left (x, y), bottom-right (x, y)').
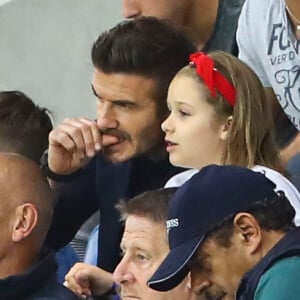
top-left (220, 115), bottom-right (232, 141)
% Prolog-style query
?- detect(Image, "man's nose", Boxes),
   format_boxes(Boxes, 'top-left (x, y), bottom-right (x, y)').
top-left (192, 280), bottom-right (211, 296)
top-left (122, 0), bottom-right (140, 19)
top-left (113, 257), bottom-right (135, 285)
top-left (97, 104), bottom-right (119, 130)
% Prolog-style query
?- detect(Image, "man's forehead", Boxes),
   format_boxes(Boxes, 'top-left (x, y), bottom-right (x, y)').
top-left (195, 236), bottom-right (226, 259)
top-left (124, 215), bottom-right (157, 234)
top-left (121, 215), bottom-right (166, 247)
top-left (92, 69), bottom-right (156, 102)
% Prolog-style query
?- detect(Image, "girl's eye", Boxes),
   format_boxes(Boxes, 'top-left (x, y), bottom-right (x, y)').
top-left (179, 110), bottom-right (190, 116)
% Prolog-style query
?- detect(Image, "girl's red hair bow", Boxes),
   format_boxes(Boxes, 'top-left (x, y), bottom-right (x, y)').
top-left (189, 52), bottom-right (236, 107)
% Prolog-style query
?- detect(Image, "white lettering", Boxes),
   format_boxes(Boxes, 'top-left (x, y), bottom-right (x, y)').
top-left (166, 218), bottom-right (179, 229)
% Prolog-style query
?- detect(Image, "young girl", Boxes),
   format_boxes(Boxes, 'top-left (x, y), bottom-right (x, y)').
top-left (163, 51), bottom-right (300, 224)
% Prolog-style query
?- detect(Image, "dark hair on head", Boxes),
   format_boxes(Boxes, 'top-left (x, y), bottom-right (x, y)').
top-left (116, 187), bottom-right (177, 224)
top-left (91, 17), bottom-right (196, 117)
top-left (207, 191), bottom-right (296, 248)
top-left (0, 90), bottom-right (53, 163)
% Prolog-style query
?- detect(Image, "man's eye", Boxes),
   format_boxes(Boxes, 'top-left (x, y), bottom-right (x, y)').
top-left (137, 253), bottom-right (148, 262)
top-left (120, 248), bottom-right (127, 257)
top-left (118, 103), bottom-right (128, 108)
top-left (116, 102), bottom-right (134, 109)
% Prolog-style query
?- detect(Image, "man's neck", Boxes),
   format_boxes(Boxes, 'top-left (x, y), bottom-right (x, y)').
top-left (145, 143), bottom-right (168, 162)
top-left (259, 230), bottom-right (286, 258)
top-left (182, 0), bottom-right (219, 50)
top-left (286, 0), bottom-right (300, 17)
top-left (285, 0), bottom-right (300, 38)
top-left (0, 248), bottom-right (37, 279)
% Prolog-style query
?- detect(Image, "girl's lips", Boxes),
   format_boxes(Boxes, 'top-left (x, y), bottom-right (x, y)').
top-left (165, 140), bottom-right (178, 151)
top-left (165, 139), bottom-right (177, 145)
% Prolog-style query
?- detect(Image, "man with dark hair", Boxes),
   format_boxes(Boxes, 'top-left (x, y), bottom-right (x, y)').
top-left (0, 90), bottom-right (79, 283)
top-left (64, 188), bottom-right (198, 300)
top-left (44, 17), bottom-right (196, 279)
top-left (0, 153), bottom-right (79, 299)
top-left (149, 165), bottom-right (300, 300)
top-left (0, 90), bottom-right (52, 163)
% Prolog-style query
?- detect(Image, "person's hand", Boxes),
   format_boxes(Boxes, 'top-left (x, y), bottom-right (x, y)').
top-left (64, 263), bottom-right (114, 298)
top-left (48, 118), bottom-right (118, 174)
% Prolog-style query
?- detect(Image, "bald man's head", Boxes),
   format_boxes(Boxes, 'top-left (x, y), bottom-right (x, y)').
top-left (0, 153), bottom-right (53, 253)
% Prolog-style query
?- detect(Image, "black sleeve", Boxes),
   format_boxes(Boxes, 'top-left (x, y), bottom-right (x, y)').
top-left (274, 105), bottom-right (298, 149)
top-left (45, 158), bottom-right (98, 251)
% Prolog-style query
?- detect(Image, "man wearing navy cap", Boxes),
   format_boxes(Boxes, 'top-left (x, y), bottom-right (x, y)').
top-left (148, 165), bottom-right (300, 300)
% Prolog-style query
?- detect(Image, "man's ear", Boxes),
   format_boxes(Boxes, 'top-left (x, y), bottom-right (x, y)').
top-left (11, 203), bottom-right (38, 242)
top-left (220, 116), bottom-right (232, 141)
top-left (233, 212), bottom-right (262, 254)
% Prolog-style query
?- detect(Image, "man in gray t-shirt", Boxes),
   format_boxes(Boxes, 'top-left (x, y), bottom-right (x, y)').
top-left (237, 0), bottom-right (300, 188)
top-left (238, 0), bottom-right (300, 128)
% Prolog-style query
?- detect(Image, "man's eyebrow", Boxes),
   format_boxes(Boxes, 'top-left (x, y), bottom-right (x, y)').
top-left (197, 254), bottom-right (208, 263)
top-left (113, 99), bottom-right (136, 106)
top-left (91, 85), bottom-right (135, 106)
top-left (190, 252), bottom-right (208, 267)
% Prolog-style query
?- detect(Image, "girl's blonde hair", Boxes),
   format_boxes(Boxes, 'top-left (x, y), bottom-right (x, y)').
top-left (177, 50), bottom-right (283, 173)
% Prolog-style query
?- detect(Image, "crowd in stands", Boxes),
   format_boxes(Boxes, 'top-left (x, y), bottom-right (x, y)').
top-left (0, 0), bottom-right (299, 299)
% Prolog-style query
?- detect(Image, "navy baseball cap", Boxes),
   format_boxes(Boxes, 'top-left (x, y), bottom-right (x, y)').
top-left (148, 165), bottom-right (277, 291)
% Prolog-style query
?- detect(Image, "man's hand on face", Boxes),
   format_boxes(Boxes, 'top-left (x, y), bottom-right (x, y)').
top-left (64, 262), bottom-right (114, 298)
top-left (48, 118), bottom-right (118, 175)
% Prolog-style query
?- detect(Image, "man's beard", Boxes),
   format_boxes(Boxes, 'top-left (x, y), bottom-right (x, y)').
top-left (203, 287), bottom-right (228, 300)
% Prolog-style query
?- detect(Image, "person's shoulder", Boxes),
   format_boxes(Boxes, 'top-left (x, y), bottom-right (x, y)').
top-left (267, 256), bottom-right (300, 274)
top-left (164, 169), bottom-right (198, 188)
top-left (252, 165), bottom-right (299, 196)
top-left (255, 256), bottom-right (300, 299)
top-left (253, 165), bottom-right (300, 226)
top-left (239, 0), bottom-right (280, 26)
top-left (252, 165), bottom-right (283, 180)
top-left (219, 0), bottom-right (245, 17)
top-left (30, 282), bottom-right (80, 299)
top-left (219, 0), bottom-right (245, 15)
top-left (241, 0), bottom-right (276, 12)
